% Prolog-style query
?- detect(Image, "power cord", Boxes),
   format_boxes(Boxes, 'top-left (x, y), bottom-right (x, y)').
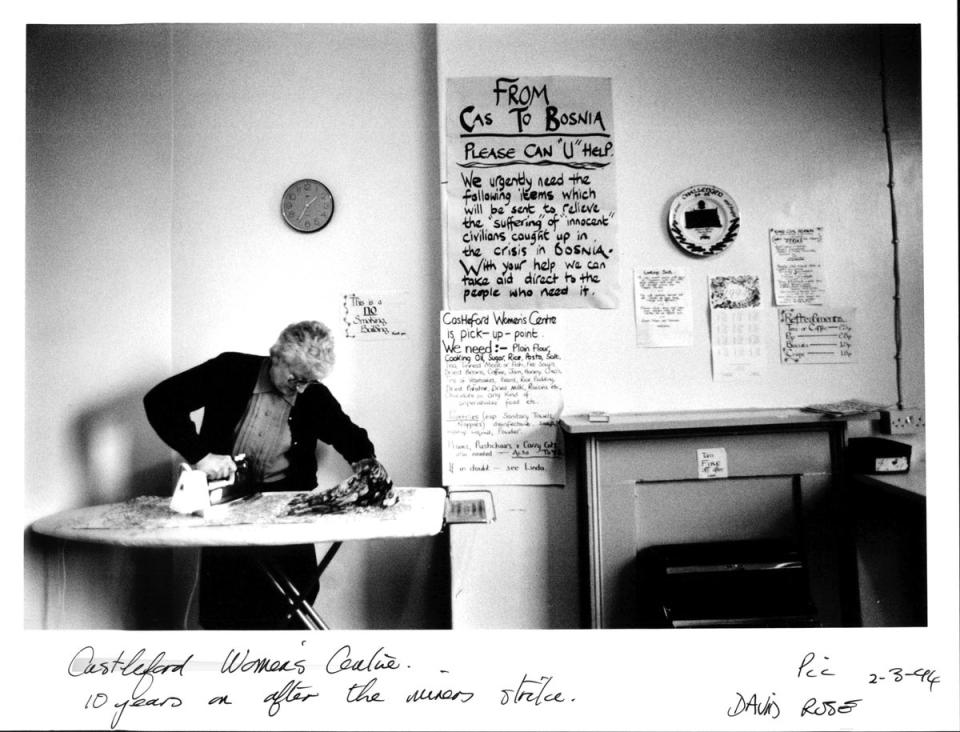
top-left (182, 554), bottom-right (201, 630)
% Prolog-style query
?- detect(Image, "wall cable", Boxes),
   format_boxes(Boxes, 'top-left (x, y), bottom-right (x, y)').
top-left (182, 555), bottom-right (201, 630)
top-left (879, 31), bottom-right (905, 410)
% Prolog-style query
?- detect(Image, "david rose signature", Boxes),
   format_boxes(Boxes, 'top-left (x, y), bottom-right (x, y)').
top-left (726, 650), bottom-right (940, 721)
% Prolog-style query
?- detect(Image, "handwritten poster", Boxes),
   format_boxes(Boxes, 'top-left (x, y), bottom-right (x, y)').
top-left (633, 266), bottom-right (692, 347)
top-left (779, 306), bottom-right (856, 364)
top-left (342, 291), bottom-right (409, 339)
top-left (770, 227), bottom-right (826, 305)
top-left (709, 274), bottom-right (766, 381)
top-left (445, 76), bottom-right (618, 309)
top-left (697, 447), bottom-right (729, 479)
top-left (441, 309), bottom-right (563, 485)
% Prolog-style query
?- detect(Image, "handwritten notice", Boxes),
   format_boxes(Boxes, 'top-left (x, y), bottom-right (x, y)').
top-left (779, 307), bottom-right (856, 364)
top-left (697, 447), bottom-right (729, 479)
top-left (441, 309), bottom-right (563, 485)
top-left (633, 266), bottom-right (692, 347)
top-left (709, 274), bottom-right (766, 381)
top-left (770, 227), bottom-right (826, 306)
top-left (446, 76), bottom-right (618, 309)
top-left (342, 291), bottom-right (409, 339)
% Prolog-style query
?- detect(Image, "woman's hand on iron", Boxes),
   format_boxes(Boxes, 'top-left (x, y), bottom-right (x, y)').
top-left (194, 453), bottom-right (236, 481)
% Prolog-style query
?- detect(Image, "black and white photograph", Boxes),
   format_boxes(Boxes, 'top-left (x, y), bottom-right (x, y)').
top-left (5, 4), bottom-right (958, 731)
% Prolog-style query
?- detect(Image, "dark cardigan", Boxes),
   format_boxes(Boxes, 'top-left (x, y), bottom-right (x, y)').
top-left (143, 351), bottom-right (376, 490)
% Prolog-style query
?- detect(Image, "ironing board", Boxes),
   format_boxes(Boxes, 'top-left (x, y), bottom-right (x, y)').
top-left (31, 487), bottom-right (447, 630)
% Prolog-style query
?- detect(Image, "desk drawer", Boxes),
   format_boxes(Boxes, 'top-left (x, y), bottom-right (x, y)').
top-left (597, 430), bottom-right (831, 483)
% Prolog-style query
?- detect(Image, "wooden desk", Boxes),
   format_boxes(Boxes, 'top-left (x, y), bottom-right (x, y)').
top-left (850, 461), bottom-right (926, 626)
top-left (852, 459), bottom-right (926, 501)
top-left (561, 409), bottom-right (875, 628)
top-left (32, 487), bottom-right (447, 629)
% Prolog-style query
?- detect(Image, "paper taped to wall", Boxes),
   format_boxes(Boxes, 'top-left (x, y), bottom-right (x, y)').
top-left (440, 309), bottom-right (564, 485)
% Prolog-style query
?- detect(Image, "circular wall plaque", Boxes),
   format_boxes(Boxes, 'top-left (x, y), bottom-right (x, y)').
top-left (667, 184), bottom-right (740, 256)
top-left (281, 179), bottom-right (334, 233)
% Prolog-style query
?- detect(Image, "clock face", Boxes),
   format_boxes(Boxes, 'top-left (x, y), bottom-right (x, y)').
top-left (281, 179), bottom-right (334, 232)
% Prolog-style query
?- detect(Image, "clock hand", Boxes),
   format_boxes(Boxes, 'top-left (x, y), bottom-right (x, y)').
top-left (297, 196), bottom-right (318, 221)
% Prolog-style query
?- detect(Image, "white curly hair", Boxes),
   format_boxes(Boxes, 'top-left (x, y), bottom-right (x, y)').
top-left (269, 320), bottom-right (336, 381)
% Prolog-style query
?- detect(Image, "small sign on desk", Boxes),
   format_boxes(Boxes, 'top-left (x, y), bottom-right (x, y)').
top-left (848, 437), bottom-right (912, 474)
top-left (697, 447), bottom-right (729, 479)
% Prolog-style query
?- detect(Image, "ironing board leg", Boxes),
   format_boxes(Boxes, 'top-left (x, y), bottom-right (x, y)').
top-left (283, 541), bottom-right (343, 627)
top-left (256, 557), bottom-right (329, 630)
top-left (315, 541), bottom-right (342, 579)
top-left (295, 541), bottom-right (342, 603)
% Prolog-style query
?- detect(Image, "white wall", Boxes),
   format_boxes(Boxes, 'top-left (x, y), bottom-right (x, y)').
top-left (166, 23), bottom-right (443, 503)
top-left (439, 24), bottom-right (924, 627)
top-left (25, 24), bottom-right (447, 630)
top-left (165, 24), bottom-right (445, 629)
top-left (440, 24), bottom-right (923, 412)
top-left (26, 25), bottom-right (176, 628)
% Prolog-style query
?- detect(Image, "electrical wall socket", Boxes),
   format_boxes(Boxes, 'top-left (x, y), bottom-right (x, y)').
top-left (879, 408), bottom-right (925, 435)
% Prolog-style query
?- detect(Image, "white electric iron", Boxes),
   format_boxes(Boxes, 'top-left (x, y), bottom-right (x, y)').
top-left (170, 454), bottom-right (251, 516)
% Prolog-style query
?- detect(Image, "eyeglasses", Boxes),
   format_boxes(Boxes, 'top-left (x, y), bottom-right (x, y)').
top-left (286, 374), bottom-right (320, 389)
top-left (271, 355), bottom-right (321, 390)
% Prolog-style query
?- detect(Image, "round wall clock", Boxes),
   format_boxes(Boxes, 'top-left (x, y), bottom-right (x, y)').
top-left (667, 184), bottom-right (740, 257)
top-left (281, 179), bottom-right (334, 233)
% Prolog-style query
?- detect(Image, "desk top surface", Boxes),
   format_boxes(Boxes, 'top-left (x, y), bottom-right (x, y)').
top-left (31, 487), bottom-right (447, 547)
top-left (853, 460), bottom-right (926, 500)
top-left (560, 408), bottom-right (878, 434)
